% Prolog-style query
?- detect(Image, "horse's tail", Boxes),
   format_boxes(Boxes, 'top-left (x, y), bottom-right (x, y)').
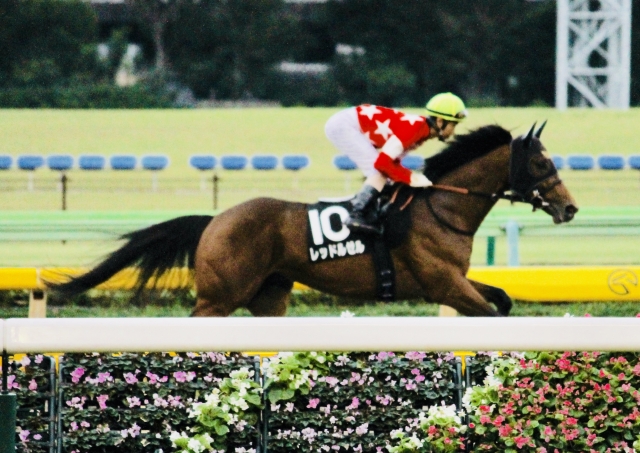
top-left (48, 215), bottom-right (213, 298)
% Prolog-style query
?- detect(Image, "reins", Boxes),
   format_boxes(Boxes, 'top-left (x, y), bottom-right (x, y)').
top-left (423, 179), bottom-right (561, 236)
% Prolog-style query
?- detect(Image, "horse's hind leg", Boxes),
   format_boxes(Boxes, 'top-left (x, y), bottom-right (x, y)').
top-left (246, 273), bottom-right (293, 317)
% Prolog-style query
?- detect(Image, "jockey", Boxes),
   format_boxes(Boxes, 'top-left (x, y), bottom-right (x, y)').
top-left (324, 92), bottom-right (468, 235)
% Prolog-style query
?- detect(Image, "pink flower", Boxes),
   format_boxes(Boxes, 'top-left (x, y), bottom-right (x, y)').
top-left (123, 372), bottom-right (138, 384)
top-left (127, 396), bottom-right (141, 407)
top-left (405, 351), bottom-right (426, 361)
top-left (97, 394), bottom-right (109, 410)
top-left (566, 417), bottom-right (578, 426)
top-left (498, 425), bottom-right (513, 436)
top-left (346, 397), bottom-right (360, 410)
top-left (411, 368), bottom-right (421, 375)
top-left (514, 436), bottom-right (530, 449)
top-left (70, 367), bottom-right (85, 384)
top-left (18, 430), bottom-right (29, 442)
top-left (307, 398), bottom-right (320, 409)
top-left (20, 356), bottom-right (31, 367)
top-left (428, 425), bottom-right (437, 435)
top-left (28, 379), bottom-right (37, 391)
top-left (355, 423), bottom-right (368, 435)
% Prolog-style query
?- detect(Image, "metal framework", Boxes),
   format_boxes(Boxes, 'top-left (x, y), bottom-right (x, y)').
top-left (556, 0), bottom-right (632, 109)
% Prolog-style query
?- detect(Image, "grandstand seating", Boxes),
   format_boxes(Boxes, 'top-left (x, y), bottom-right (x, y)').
top-left (597, 154), bottom-right (625, 170)
top-left (567, 154), bottom-right (595, 170)
top-left (401, 154), bottom-right (423, 170)
top-left (551, 155), bottom-right (564, 170)
top-left (17, 155), bottom-right (45, 171)
top-left (0, 155), bottom-right (12, 170)
top-left (282, 155), bottom-right (310, 171)
top-left (189, 155), bottom-right (217, 171)
top-left (47, 155), bottom-right (74, 171)
top-left (141, 155), bottom-right (169, 171)
top-left (110, 155), bottom-right (137, 170)
top-left (221, 155), bottom-right (248, 170)
top-left (251, 155), bottom-right (278, 170)
top-left (333, 155), bottom-right (357, 170)
top-left (78, 155), bottom-right (106, 170)
top-left (628, 155), bottom-right (640, 170)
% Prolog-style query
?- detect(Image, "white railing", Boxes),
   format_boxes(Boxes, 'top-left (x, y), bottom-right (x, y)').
top-left (3, 317), bottom-right (640, 353)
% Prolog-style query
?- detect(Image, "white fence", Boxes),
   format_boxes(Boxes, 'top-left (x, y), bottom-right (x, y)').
top-left (3, 317), bottom-right (640, 353)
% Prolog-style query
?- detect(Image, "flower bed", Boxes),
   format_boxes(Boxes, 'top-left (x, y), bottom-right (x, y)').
top-left (464, 351), bottom-right (640, 452)
top-left (2, 354), bottom-right (56, 453)
top-left (58, 352), bottom-right (260, 453)
top-left (263, 351), bottom-right (460, 452)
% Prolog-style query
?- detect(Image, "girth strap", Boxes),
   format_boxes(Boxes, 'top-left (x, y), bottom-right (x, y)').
top-left (372, 237), bottom-right (396, 301)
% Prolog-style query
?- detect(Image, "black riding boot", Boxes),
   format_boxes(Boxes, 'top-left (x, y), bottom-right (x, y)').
top-left (344, 185), bottom-right (382, 235)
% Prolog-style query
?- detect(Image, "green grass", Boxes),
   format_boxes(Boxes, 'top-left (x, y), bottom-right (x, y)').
top-left (1, 107), bottom-right (639, 211)
top-left (0, 108), bottom-right (639, 317)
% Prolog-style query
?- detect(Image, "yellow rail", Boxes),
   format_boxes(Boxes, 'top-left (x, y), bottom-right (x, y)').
top-left (1, 266), bottom-right (639, 302)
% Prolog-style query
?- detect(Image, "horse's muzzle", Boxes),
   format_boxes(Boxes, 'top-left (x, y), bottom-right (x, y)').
top-left (545, 203), bottom-right (578, 224)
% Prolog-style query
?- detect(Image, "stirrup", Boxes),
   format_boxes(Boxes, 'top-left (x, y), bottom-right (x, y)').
top-left (344, 217), bottom-right (382, 236)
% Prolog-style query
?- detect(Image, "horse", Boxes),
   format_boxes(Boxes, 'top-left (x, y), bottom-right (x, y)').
top-left (49, 122), bottom-right (578, 317)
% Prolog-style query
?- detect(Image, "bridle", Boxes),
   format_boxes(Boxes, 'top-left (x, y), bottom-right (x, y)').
top-left (423, 174), bottom-right (562, 237)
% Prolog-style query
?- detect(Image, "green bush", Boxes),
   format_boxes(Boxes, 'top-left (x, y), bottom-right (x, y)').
top-left (263, 351), bottom-right (459, 452)
top-left (2, 354), bottom-right (55, 453)
top-left (0, 83), bottom-right (175, 108)
top-left (58, 352), bottom-right (259, 452)
top-left (465, 351), bottom-right (640, 452)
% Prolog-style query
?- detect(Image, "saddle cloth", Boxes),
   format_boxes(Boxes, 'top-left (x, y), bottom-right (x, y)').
top-left (305, 185), bottom-right (416, 301)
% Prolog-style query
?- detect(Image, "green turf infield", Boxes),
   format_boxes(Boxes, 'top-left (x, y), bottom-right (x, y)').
top-left (0, 108), bottom-right (638, 267)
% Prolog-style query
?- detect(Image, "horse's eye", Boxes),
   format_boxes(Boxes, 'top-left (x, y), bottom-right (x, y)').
top-left (528, 155), bottom-right (552, 177)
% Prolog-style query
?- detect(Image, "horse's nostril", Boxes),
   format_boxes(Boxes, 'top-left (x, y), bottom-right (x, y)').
top-left (566, 205), bottom-right (578, 215)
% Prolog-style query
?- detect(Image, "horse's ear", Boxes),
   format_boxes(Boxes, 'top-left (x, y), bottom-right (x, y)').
top-left (523, 122), bottom-right (536, 148)
top-left (535, 120), bottom-right (547, 138)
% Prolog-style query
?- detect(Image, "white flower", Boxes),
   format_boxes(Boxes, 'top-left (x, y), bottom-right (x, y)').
top-left (340, 310), bottom-right (355, 317)
top-left (187, 438), bottom-right (205, 453)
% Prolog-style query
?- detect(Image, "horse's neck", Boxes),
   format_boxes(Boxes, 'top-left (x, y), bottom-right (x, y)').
top-left (433, 144), bottom-right (511, 230)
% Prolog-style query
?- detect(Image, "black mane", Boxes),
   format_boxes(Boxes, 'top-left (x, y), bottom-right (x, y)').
top-left (423, 125), bottom-right (512, 181)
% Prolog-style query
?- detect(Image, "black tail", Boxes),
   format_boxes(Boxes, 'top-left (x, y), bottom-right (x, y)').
top-left (48, 215), bottom-right (213, 298)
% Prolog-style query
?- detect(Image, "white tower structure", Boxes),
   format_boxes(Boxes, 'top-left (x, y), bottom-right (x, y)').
top-left (556, 0), bottom-right (632, 109)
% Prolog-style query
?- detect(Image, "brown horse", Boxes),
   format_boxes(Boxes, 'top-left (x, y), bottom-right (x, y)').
top-left (50, 123), bottom-right (577, 317)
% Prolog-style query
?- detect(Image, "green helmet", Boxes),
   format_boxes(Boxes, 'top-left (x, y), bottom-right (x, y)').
top-left (425, 92), bottom-right (468, 122)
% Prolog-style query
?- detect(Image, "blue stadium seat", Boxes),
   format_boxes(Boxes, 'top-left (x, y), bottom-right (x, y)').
top-left (141, 155), bottom-right (169, 171)
top-left (597, 155), bottom-right (625, 170)
top-left (0, 155), bottom-right (12, 170)
top-left (251, 155), bottom-right (278, 170)
top-left (282, 154), bottom-right (310, 171)
top-left (17, 155), bottom-right (44, 171)
top-left (47, 155), bottom-right (74, 171)
top-left (551, 155), bottom-right (564, 170)
top-left (78, 155), bottom-right (106, 170)
top-left (333, 155), bottom-right (357, 170)
top-left (629, 155), bottom-right (640, 170)
top-left (401, 155), bottom-right (423, 171)
top-left (110, 155), bottom-right (137, 170)
top-left (189, 155), bottom-right (217, 171)
top-left (567, 155), bottom-right (595, 170)
top-left (221, 155), bottom-right (248, 170)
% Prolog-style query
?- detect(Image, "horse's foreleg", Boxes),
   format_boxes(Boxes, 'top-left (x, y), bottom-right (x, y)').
top-left (431, 275), bottom-right (502, 317)
top-left (468, 279), bottom-right (512, 316)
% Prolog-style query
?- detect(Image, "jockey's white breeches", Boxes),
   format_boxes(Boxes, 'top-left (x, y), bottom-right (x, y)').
top-left (325, 107), bottom-right (380, 178)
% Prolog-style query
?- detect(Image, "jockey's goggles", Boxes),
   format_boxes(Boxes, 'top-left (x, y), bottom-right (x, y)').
top-left (426, 108), bottom-right (468, 122)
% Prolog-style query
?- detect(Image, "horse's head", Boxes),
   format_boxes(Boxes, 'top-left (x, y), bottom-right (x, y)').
top-left (510, 122), bottom-right (578, 224)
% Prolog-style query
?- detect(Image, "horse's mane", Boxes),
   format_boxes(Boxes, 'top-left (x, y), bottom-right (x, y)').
top-left (423, 125), bottom-right (512, 181)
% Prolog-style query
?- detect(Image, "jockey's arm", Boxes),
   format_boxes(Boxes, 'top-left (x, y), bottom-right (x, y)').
top-left (373, 135), bottom-right (432, 187)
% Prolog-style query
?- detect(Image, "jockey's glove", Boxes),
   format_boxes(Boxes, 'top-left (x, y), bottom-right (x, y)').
top-left (409, 173), bottom-right (433, 188)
